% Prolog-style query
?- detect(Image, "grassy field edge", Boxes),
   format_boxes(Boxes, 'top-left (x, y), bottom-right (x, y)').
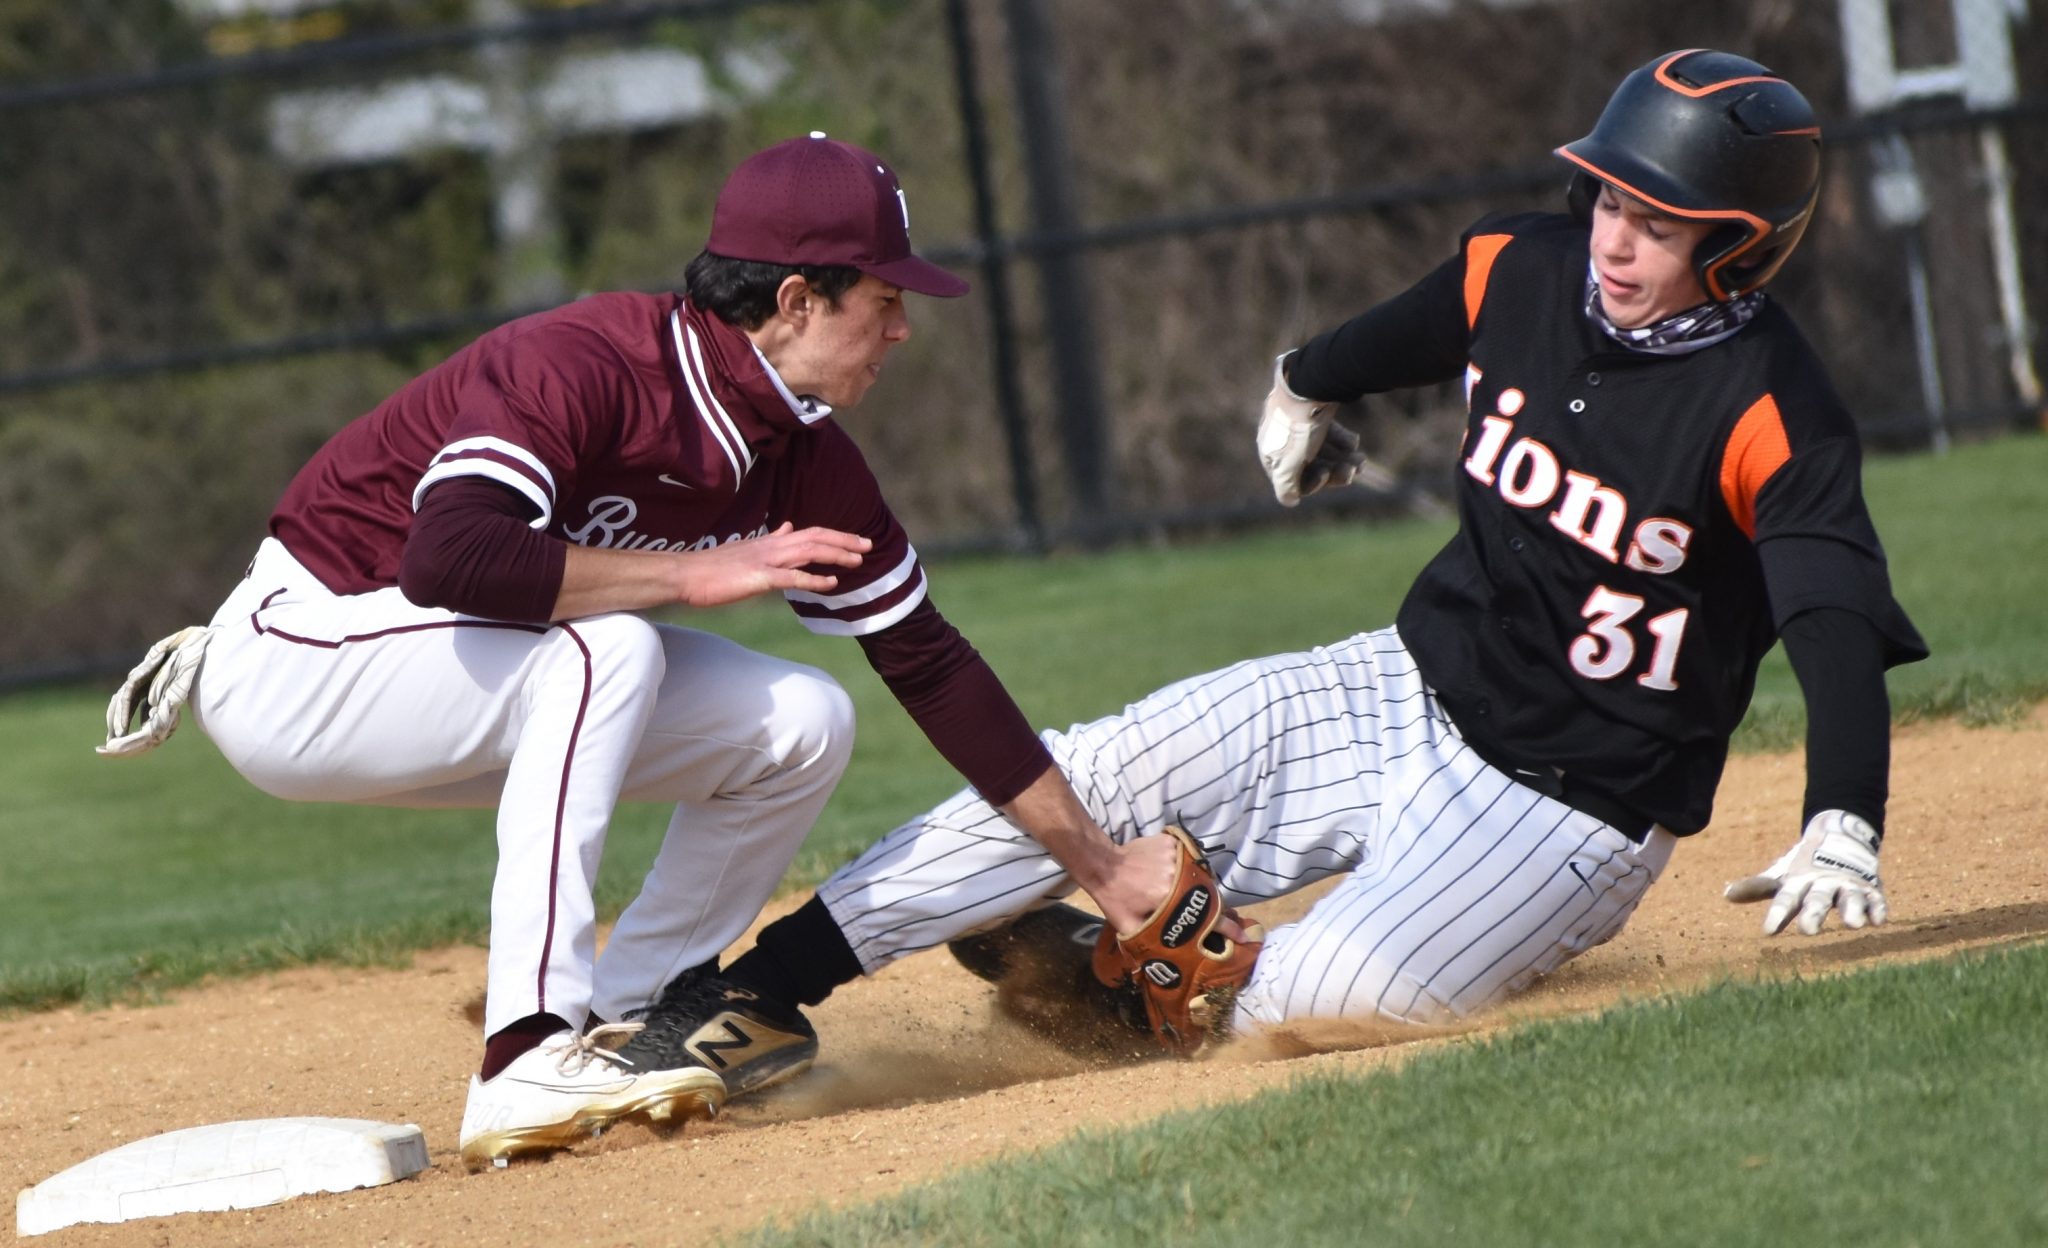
top-left (734, 940), bottom-right (2048, 1248)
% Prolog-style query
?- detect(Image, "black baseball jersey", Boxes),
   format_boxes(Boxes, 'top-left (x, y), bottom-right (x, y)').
top-left (1288, 212), bottom-right (1925, 835)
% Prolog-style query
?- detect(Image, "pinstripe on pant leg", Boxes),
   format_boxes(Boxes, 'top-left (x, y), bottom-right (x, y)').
top-left (818, 788), bottom-right (1078, 971)
top-left (1235, 725), bottom-right (1673, 1029)
top-left (820, 626), bottom-right (1442, 976)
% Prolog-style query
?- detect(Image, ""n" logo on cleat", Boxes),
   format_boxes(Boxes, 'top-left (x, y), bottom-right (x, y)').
top-left (690, 1018), bottom-right (755, 1070)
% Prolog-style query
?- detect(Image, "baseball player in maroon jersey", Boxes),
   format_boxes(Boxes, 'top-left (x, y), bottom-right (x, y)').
top-left (638, 50), bottom-right (1927, 1067)
top-left (98, 134), bottom-right (1183, 1164)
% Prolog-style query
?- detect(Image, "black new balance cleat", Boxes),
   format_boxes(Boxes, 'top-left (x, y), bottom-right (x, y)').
top-left (614, 972), bottom-right (818, 1097)
top-left (948, 901), bottom-right (1107, 984)
top-left (948, 903), bottom-right (1156, 1061)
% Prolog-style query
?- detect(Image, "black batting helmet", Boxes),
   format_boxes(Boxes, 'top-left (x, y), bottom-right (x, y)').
top-left (1557, 49), bottom-right (1821, 300)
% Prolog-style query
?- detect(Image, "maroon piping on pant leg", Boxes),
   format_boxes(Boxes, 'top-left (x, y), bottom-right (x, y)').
top-left (537, 621), bottom-right (594, 1013)
top-left (248, 589), bottom-right (580, 1012)
top-left (250, 588), bottom-right (550, 646)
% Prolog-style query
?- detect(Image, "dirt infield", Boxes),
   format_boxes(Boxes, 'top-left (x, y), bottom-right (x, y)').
top-left (8, 708), bottom-right (2047, 1246)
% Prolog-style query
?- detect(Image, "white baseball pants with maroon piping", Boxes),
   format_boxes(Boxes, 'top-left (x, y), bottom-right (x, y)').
top-left (193, 538), bottom-right (854, 1037)
top-left (819, 625), bottom-right (1674, 1031)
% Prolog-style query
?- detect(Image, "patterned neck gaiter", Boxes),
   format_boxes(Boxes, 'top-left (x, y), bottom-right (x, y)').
top-left (1583, 261), bottom-right (1765, 355)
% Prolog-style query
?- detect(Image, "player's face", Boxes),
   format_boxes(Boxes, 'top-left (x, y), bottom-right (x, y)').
top-left (779, 274), bottom-right (912, 409)
top-left (1588, 183), bottom-right (1715, 328)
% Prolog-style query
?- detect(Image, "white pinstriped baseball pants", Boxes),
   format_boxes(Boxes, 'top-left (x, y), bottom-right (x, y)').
top-left (192, 538), bottom-right (854, 1037)
top-left (820, 626), bottom-right (1674, 1030)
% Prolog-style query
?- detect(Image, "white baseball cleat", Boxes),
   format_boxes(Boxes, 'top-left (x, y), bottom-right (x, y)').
top-left (457, 1024), bottom-right (725, 1168)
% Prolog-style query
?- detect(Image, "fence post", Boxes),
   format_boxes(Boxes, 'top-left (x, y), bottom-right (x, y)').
top-left (944, 0), bottom-right (1044, 552)
top-left (1839, 0), bottom-right (2043, 433)
top-left (1001, 0), bottom-right (1113, 540)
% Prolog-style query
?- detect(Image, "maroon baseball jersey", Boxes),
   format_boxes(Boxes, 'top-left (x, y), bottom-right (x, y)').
top-left (1286, 212), bottom-right (1925, 835)
top-left (271, 293), bottom-right (924, 636)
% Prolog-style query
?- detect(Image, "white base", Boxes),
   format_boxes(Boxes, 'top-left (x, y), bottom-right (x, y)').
top-left (16, 1116), bottom-right (429, 1237)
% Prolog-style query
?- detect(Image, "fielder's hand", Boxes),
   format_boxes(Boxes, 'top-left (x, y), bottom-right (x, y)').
top-left (1255, 353), bottom-right (1392, 506)
top-left (98, 625), bottom-right (214, 758)
top-left (1724, 809), bottom-right (1886, 936)
top-left (675, 522), bottom-right (868, 607)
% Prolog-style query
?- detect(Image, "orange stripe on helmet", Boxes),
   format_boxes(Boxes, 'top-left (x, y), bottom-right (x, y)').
top-left (1651, 48), bottom-right (1787, 98)
top-left (1555, 148), bottom-right (1772, 301)
top-left (1719, 393), bottom-right (1791, 537)
top-left (1463, 233), bottom-right (1513, 330)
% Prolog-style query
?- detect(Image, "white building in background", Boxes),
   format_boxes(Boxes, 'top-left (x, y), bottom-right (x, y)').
top-left (1838, 0), bottom-right (2040, 440)
top-left (171, 0), bottom-right (785, 302)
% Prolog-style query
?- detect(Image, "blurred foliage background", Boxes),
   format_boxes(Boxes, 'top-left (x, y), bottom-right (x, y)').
top-left (1, 0), bottom-right (2043, 680)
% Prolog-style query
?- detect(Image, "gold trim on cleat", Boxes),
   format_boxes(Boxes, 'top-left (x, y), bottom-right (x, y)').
top-left (744, 1052), bottom-right (815, 1095)
top-left (460, 1068), bottom-right (726, 1168)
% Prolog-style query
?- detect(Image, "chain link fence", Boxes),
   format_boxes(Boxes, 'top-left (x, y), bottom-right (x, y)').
top-left (2, 0), bottom-right (2042, 685)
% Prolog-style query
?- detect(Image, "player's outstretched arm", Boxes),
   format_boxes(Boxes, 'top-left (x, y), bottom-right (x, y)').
top-left (996, 769), bottom-right (1253, 943)
top-left (997, 769), bottom-right (1178, 936)
top-left (551, 522), bottom-right (869, 619)
top-left (1725, 608), bottom-right (1898, 936)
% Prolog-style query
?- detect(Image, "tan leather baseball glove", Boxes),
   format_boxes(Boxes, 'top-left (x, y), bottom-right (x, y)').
top-left (1090, 826), bottom-right (1263, 1056)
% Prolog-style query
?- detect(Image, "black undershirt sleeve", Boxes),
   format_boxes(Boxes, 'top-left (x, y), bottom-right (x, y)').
top-left (1284, 250), bottom-right (1471, 401)
top-left (1779, 606), bottom-right (1892, 838)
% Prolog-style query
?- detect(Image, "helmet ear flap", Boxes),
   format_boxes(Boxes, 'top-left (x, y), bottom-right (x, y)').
top-left (1566, 172), bottom-right (1599, 223)
top-left (1696, 197), bottom-right (1814, 300)
top-left (1693, 222), bottom-right (1751, 300)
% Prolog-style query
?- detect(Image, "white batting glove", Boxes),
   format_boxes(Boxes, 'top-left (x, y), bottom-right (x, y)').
top-left (98, 625), bottom-right (214, 758)
top-left (1723, 809), bottom-right (1887, 936)
top-left (1256, 355), bottom-right (1332, 506)
top-left (1256, 355), bottom-right (1393, 506)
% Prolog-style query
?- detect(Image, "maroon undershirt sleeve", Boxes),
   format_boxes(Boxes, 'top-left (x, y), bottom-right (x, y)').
top-left (857, 599), bottom-right (1054, 807)
top-left (398, 477), bottom-right (566, 624)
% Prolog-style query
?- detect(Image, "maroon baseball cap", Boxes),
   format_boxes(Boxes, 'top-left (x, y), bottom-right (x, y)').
top-left (706, 133), bottom-right (970, 298)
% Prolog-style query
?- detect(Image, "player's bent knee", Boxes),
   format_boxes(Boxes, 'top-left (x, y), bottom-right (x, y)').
top-left (773, 665), bottom-right (856, 772)
top-left (1238, 949), bottom-right (1462, 1031)
top-left (1360, 971), bottom-right (1461, 1027)
top-left (564, 613), bottom-right (667, 686)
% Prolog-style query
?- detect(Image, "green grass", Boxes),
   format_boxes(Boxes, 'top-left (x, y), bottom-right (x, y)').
top-left (737, 941), bottom-right (2048, 1248)
top-left (1, 432), bottom-right (2043, 1010)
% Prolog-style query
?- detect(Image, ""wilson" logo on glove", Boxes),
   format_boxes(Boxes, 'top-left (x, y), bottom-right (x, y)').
top-left (1159, 885), bottom-right (1214, 949)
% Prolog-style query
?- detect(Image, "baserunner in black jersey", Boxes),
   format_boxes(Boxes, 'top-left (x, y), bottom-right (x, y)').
top-left (617, 50), bottom-right (1928, 1072)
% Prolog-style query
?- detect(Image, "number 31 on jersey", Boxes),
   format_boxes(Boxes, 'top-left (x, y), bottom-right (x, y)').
top-left (1571, 587), bottom-right (1687, 691)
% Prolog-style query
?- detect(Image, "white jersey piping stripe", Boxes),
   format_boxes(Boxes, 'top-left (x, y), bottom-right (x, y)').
top-left (752, 340), bottom-right (833, 426)
top-left (413, 459), bottom-right (553, 528)
top-left (428, 435), bottom-right (557, 487)
top-left (791, 569), bottom-right (927, 636)
top-left (671, 312), bottom-right (745, 483)
top-left (783, 545), bottom-right (921, 609)
top-left (670, 311), bottom-right (749, 484)
top-left (684, 322), bottom-right (754, 473)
